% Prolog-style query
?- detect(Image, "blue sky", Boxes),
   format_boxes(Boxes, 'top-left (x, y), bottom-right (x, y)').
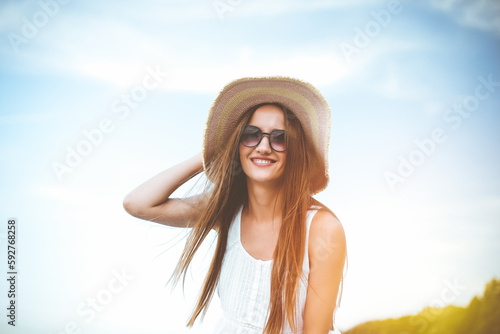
top-left (1, 0), bottom-right (499, 333)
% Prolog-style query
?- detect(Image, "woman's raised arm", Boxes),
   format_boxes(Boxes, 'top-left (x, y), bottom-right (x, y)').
top-left (122, 152), bottom-right (209, 228)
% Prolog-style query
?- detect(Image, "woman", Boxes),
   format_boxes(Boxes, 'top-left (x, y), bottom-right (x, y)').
top-left (123, 77), bottom-right (347, 334)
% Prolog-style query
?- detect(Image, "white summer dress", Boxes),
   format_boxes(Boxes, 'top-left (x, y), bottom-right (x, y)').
top-left (213, 204), bottom-right (341, 334)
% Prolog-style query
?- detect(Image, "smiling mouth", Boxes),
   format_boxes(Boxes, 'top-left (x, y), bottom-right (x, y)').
top-left (251, 158), bottom-right (276, 164)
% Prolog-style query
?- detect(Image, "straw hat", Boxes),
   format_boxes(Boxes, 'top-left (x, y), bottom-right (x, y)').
top-left (202, 76), bottom-right (331, 195)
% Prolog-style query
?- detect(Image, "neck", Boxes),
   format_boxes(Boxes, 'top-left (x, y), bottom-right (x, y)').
top-left (244, 179), bottom-right (284, 226)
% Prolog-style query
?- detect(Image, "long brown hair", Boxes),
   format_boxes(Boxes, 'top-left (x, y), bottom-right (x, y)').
top-left (169, 103), bottom-right (342, 333)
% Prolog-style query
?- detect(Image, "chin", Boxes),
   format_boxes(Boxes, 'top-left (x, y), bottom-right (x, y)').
top-left (244, 169), bottom-right (283, 185)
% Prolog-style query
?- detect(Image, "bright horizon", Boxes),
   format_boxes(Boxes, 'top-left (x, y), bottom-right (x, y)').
top-left (1, 0), bottom-right (499, 333)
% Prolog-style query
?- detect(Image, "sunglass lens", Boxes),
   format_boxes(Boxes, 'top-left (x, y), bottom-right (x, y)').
top-left (241, 127), bottom-right (261, 147)
top-left (270, 131), bottom-right (286, 151)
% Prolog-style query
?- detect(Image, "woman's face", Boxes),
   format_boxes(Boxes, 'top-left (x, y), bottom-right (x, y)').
top-left (239, 104), bottom-right (287, 187)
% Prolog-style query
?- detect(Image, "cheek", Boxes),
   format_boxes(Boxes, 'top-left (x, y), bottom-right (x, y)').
top-left (239, 144), bottom-right (250, 159)
top-left (239, 144), bottom-right (251, 174)
top-left (239, 144), bottom-right (247, 164)
top-left (278, 153), bottom-right (287, 169)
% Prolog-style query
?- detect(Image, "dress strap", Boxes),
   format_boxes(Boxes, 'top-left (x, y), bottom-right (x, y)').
top-left (226, 204), bottom-right (243, 250)
top-left (303, 206), bottom-right (322, 272)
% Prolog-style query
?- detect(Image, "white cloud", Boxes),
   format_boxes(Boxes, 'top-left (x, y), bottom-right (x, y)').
top-left (212, 0), bottom-right (381, 19)
top-left (0, 0), bottom-right (424, 93)
top-left (104, 0), bottom-right (384, 22)
top-left (2, 8), bottom-right (358, 92)
top-left (62, 43), bottom-right (353, 92)
top-left (0, 1), bottom-right (32, 33)
top-left (161, 51), bottom-right (353, 93)
top-left (428, 0), bottom-right (500, 36)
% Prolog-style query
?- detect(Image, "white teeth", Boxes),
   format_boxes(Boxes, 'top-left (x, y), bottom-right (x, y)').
top-left (253, 159), bottom-right (273, 164)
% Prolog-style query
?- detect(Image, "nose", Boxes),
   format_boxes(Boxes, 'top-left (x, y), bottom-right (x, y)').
top-left (256, 134), bottom-right (272, 154)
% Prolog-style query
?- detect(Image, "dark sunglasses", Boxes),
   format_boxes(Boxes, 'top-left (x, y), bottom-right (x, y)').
top-left (240, 125), bottom-right (287, 152)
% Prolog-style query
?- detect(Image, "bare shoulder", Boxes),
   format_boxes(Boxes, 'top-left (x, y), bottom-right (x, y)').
top-left (308, 208), bottom-right (346, 262)
top-left (310, 208), bottom-right (344, 238)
